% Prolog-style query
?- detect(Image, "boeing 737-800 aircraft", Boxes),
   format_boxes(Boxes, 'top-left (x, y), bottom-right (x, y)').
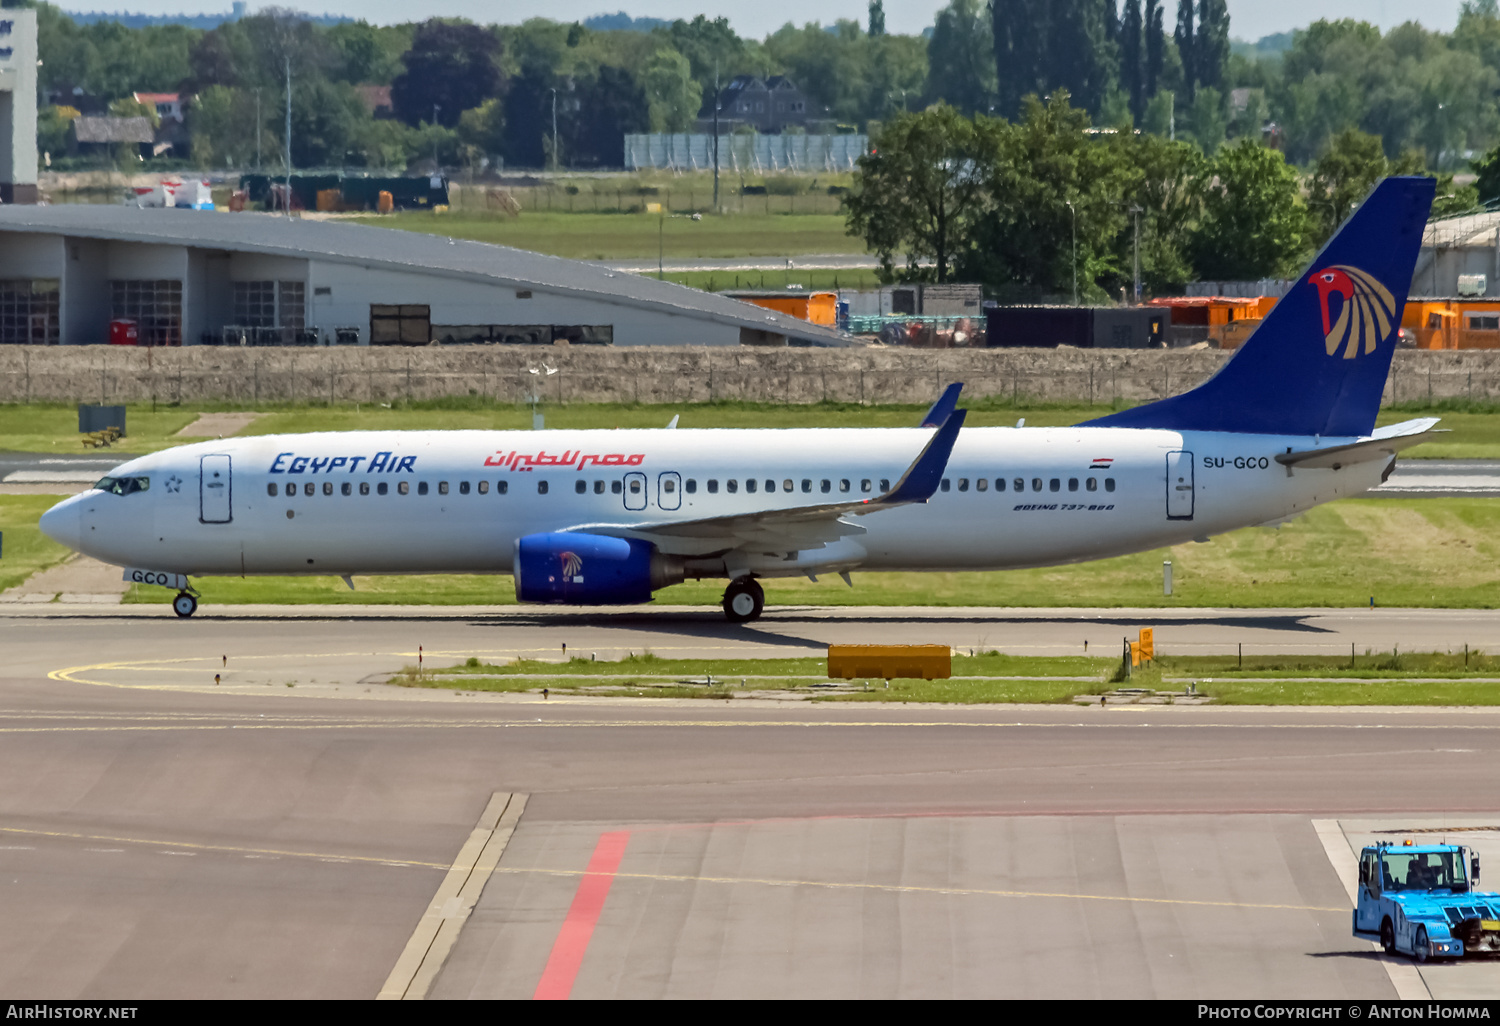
top-left (39, 177), bottom-right (1438, 622)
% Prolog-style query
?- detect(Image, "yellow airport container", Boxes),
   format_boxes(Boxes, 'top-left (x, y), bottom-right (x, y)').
top-left (316, 188), bottom-right (341, 212)
top-left (1139, 627), bottom-right (1154, 660)
top-left (377, 190), bottom-right (394, 214)
top-left (827, 644), bottom-right (952, 680)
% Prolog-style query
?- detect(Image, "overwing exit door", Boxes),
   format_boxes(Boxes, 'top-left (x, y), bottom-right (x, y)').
top-left (200, 454), bottom-right (232, 523)
top-left (623, 471), bottom-right (647, 511)
top-left (658, 472), bottom-right (681, 511)
top-left (1166, 450), bottom-right (1194, 520)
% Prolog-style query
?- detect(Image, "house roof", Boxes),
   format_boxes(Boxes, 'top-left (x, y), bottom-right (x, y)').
top-left (72, 116), bottom-right (155, 144)
top-left (132, 92), bottom-right (180, 105)
top-left (0, 205), bottom-right (856, 347)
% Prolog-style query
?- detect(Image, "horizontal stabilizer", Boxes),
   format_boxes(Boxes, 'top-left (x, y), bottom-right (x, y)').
top-left (1275, 417), bottom-right (1441, 469)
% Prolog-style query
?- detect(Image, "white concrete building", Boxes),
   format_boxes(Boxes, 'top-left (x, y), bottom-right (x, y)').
top-left (0, 9), bottom-right (38, 205)
top-left (0, 205), bottom-right (852, 348)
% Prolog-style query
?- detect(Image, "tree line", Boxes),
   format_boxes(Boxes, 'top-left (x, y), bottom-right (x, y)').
top-left (844, 95), bottom-right (1475, 300)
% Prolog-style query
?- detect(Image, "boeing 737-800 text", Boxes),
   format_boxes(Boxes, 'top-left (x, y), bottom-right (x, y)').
top-left (38, 177), bottom-right (1438, 622)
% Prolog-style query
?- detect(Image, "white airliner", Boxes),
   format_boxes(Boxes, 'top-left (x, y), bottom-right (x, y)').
top-left (38, 177), bottom-right (1438, 622)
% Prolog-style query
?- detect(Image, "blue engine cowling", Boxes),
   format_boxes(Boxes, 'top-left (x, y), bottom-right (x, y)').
top-left (514, 532), bottom-right (680, 605)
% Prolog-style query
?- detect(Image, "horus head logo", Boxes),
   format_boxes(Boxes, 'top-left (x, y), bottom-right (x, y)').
top-left (560, 551), bottom-right (582, 578)
top-left (1310, 265), bottom-right (1397, 360)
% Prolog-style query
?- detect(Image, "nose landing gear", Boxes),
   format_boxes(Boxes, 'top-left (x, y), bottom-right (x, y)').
top-left (722, 576), bottom-right (764, 623)
top-left (172, 591), bottom-right (199, 618)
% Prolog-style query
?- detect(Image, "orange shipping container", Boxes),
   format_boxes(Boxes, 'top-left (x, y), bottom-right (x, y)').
top-left (723, 290), bottom-right (838, 326)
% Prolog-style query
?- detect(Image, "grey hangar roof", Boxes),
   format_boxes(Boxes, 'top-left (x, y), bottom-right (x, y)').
top-left (0, 204), bottom-right (854, 346)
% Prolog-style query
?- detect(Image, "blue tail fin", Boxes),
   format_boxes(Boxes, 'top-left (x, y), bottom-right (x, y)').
top-left (1082, 175), bottom-right (1435, 437)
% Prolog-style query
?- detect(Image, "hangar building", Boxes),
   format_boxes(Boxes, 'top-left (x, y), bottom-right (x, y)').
top-left (0, 205), bottom-right (852, 348)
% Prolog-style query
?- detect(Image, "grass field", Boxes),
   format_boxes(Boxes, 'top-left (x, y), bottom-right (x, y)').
top-left (384, 651), bottom-right (1500, 705)
top-left (345, 210), bottom-right (866, 261)
top-left (98, 495), bottom-right (1500, 608)
top-left (4, 398), bottom-right (1497, 458)
top-left (0, 495), bottom-right (74, 593)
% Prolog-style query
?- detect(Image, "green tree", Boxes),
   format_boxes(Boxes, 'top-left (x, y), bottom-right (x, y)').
top-left (927, 0), bottom-right (996, 115)
top-left (1119, 133), bottom-right (1206, 293)
top-left (456, 98), bottom-right (505, 158)
top-left (843, 104), bottom-right (999, 282)
top-left (869, 0), bottom-right (886, 37)
top-left (392, 20), bottom-right (506, 128)
top-left (108, 96), bottom-right (159, 129)
top-left (1189, 139), bottom-right (1308, 280)
top-left (1184, 85), bottom-right (1226, 153)
top-left (642, 49), bottom-right (702, 132)
top-left (1306, 128), bottom-right (1387, 244)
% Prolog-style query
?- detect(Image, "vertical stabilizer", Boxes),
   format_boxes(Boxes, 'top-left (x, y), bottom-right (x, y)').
top-left (1083, 176), bottom-right (1435, 436)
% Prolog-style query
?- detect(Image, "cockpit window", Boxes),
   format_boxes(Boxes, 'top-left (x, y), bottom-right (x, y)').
top-left (93, 476), bottom-right (150, 496)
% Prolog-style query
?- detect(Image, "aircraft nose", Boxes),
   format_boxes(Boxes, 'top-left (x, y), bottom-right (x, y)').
top-left (38, 498), bottom-right (82, 551)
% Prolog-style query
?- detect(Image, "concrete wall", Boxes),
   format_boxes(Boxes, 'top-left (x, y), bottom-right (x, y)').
top-left (4, 344), bottom-right (1500, 408)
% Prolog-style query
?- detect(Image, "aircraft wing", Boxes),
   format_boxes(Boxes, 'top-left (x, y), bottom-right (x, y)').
top-left (566, 409), bottom-right (967, 557)
top-left (1274, 417), bottom-right (1441, 469)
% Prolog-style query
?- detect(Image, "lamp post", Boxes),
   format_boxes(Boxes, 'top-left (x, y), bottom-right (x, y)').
top-left (712, 60), bottom-right (720, 212)
top-left (549, 88), bottom-right (559, 171)
top-left (1129, 204), bottom-right (1142, 304)
top-left (1065, 200), bottom-right (1077, 305)
top-left (283, 55), bottom-right (291, 219)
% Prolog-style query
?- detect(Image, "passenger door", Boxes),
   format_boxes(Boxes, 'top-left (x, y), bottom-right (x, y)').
top-left (658, 472), bottom-right (681, 511)
top-left (623, 471), bottom-right (647, 511)
top-left (1166, 450), bottom-right (1194, 520)
top-left (200, 454), bottom-right (232, 523)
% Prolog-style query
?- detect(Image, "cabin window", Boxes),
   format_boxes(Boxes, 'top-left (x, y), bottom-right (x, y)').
top-left (497, 480), bottom-right (508, 494)
top-left (459, 481), bottom-right (470, 495)
top-left (1031, 478), bottom-right (1042, 492)
top-left (940, 479), bottom-right (950, 492)
top-left (1086, 478), bottom-right (1097, 491)
top-left (820, 479), bottom-right (831, 493)
top-left (377, 482), bottom-right (388, 495)
top-left (1015, 478), bottom-right (1025, 492)
top-left (1105, 478), bottom-right (1115, 492)
top-left (976, 478), bottom-right (987, 492)
top-left (341, 482), bottom-right (351, 496)
top-left (994, 478), bottom-right (1005, 492)
top-left (663, 479), bottom-right (676, 494)
top-left (438, 482), bottom-right (449, 495)
top-left (727, 479), bottom-right (739, 494)
top-left (628, 479), bottom-right (640, 496)
top-left (303, 482), bottom-right (314, 497)
top-left (686, 479), bottom-right (697, 494)
top-left (1068, 478), bottom-right (1079, 492)
top-left (359, 482), bottom-right (369, 495)
top-left (840, 479), bottom-right (850, 492)
top-left (266, 483), bottom-right (277, 496)
top-left (610, 480), bottom-right (620, 494)
top-left (1049, 479), bottom-right (1060, 492)
top-left (783, 479), bottom-right (793, 493)
top-left (958, 478), bottom-right (969, 492)
top-left (575, 480), bottom-right (587, 494)
top-left (746, 478), bottom-right (757, 493)
top-left (477, 480), bottom-right (489, 495)
top-left (861, 479), bottom-right (871, 492)
top-left (417, 481), bottom-right (428, 496)
top-left (398, 481), bottom-right (409, 495)
top-left (538, 480), bottom-right (549, 495)
top-left (707, 479), bottom-right (719, 494)
top-left (594, 480), bottom-right (605, 494)
top-left (323, 482), bottom-right (333, 496)
top-left (800, 479), bottom-right (811, 493)
top-left (880, 479), bottom-right (890, 491)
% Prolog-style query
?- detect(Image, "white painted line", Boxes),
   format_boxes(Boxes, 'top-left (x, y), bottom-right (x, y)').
top-left (1311, 819), bottom-right (1431, 1000)
top-left (378, 791), bottom-right (528, 1000)
top-left (3, 471), bottom-right (102, 484)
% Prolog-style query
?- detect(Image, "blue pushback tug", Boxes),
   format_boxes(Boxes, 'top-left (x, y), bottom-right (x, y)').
top-left (1354, 841), bottom-right (1500, 960)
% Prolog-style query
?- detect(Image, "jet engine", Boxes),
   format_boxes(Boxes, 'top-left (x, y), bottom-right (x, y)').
top-left (514, 532), bottom-right (683, 605)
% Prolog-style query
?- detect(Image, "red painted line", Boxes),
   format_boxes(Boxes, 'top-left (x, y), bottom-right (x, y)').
top-left (533, 830), bottom-right (630, 1000)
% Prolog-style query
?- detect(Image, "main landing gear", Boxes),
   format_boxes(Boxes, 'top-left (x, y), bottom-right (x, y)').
top-left (172, 591), bottom-right (198, 618)
top-left (722, 577), bottom-right (764, 623)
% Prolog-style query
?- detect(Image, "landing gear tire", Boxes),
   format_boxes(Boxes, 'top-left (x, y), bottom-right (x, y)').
top-left (1381, 920), bottom-right (1395, 955)
top-left (172, 592), bottom-right (198, 618)
top-left (722, 577), bottom-right (764, 623)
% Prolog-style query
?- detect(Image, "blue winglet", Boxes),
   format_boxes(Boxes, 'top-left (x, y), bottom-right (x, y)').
top-left (920, 382), bottom-right (964, 427)
top-left (883, 409), bottom-right (967, 504)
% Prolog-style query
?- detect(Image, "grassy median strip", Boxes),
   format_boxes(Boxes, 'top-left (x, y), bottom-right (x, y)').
top-left (0, 495), bottom-right (75, 593)
top-left (384, 651), bottom-right (1500, 705)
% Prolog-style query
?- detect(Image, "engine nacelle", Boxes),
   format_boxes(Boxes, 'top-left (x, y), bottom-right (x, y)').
top-left (514, 532), bottom-right (682, 605)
